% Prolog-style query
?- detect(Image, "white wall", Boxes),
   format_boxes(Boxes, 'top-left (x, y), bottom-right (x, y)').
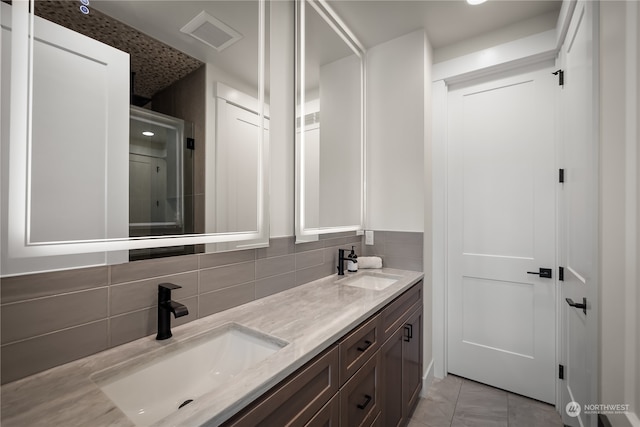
top-left (364, 26), bottom-right (432, 393)
top-left (637, 3), bottom-right (640, 411)
top-left (434, 10), bottom-right (558, 64)
top-left (205, 1), bottom-right (295, 240)
top-left (319, 54), bottom-right (361, 227)
top-left (304, 125), bottom-right (320, 229)
top-left (366, 29), bottom-right (425, 232)
top-left (269, 0), bottom-right (295, 238)
top-left (599, 2), bottom-right (640, 425)
top-left (301, 98), bottom-right (320, 229)
top-left (200, 0), bottom-right (296, 246)
top-left (599, 0), bottom-right (626, 413)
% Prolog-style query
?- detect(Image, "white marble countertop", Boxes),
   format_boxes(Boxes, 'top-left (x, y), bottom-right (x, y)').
top-left (1, 268), bottom-right (424, 427)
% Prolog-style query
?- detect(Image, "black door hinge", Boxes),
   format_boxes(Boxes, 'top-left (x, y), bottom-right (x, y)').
top-left (552, 69), bottom-right (564, 86)
top-left (186, 137), bottom-right (195, 150)
top-left (559, 168), bottom-right (565, 183)
top-left (559, 266), bottom-right (564, 281)
top-left (559, 364), bottom-right (565, 379)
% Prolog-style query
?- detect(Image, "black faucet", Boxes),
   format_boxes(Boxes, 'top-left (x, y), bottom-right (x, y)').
top-left (337, 248), bottom-right (350, 276)
top-left (156, 283), bottom-right (189, 340)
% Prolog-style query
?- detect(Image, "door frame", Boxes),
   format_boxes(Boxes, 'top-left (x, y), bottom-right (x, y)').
top-left (430, 0), bottom-right (594, 413)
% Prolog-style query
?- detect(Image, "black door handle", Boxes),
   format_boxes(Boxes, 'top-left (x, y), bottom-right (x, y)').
top-left (566, 297), bottom-right (587, 315)
top-left (527, 268), bottom-right (552, 278)
top-left (404, 324), bottom-right (413, 342)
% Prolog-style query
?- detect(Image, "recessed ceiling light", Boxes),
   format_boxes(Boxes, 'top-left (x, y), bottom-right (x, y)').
top-left (467, 0), bottom-right (487, 4)
top-left (142, 131), bottom-right (154, 137)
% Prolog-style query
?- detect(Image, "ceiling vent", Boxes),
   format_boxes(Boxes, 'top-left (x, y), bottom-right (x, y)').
top-left (180, 11), bottom-right (242, 52)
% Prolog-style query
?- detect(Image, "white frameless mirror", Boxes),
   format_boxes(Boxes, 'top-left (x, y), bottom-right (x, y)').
top-left (295, 0), bottom-right (365, 241)
top-left (2, 0), bottom-right (269, 265)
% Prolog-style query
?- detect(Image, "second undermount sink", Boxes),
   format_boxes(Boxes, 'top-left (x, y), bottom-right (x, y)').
top-left (342, 272), bottom-right (402, 291)
top-left (92, 323), bottom-right (288, 426)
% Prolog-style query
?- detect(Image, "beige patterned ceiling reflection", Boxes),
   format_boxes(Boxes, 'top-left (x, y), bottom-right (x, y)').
top-left (34, 0), bottom-right (204, 99)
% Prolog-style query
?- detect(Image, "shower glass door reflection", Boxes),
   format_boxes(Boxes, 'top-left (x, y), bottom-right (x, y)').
top-left (129, 107), bottom-right (192, 244)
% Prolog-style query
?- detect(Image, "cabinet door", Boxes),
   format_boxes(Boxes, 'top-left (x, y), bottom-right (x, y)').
top-left (380, 326), bottom-right (404, 427)
top-left (370, 411), bottom-right (383, 427)
top-left (340, 352), bottom-right (381, 427)
top-left (403, 307), bottom-right (423, 418)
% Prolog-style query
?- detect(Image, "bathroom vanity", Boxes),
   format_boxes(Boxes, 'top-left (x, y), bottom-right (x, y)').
top-left (224, 277), bottom-right (423, 427)
top-left (0, 269), bottom-right (424, 426)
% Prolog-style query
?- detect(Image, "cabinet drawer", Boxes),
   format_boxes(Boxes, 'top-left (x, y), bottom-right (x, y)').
top-left (380, 281), bottom-right (423, 342)
top-left (304, 393), bottom-right (340, 427)
top-left (339, 314), bottom-right (381, 384)
top-left (340, 352), bottom-right (381, 427)
top-left (224, 345), bottom-right (339, 427)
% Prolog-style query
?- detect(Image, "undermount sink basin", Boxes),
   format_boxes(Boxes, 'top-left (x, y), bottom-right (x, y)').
top-left (92, 323), bottom-right (288, 426)
top-left (342, 272), bottom-right (402, 291)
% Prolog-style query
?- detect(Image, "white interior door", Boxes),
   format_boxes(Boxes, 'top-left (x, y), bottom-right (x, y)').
top-left (558, 1), bottom-right (599, 426)
top-left (447, 67), bottom-right (557, 403)
top-left (216, 101), bottom-right (268, 233)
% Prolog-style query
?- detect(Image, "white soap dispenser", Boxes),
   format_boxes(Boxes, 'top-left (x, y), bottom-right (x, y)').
top-left (347, 246), bottom-right (358, 272)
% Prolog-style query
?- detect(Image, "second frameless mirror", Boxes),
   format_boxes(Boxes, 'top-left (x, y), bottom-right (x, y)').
top-left (295, 0), bottom-right (365, 239)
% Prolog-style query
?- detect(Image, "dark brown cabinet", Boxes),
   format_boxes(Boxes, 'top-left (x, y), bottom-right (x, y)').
top-left (381, 286), bottom-right (424, 427)
top-left (402, 307), bottom-right (423, 416)
top-left (222, 281), bottom-right (423, 427)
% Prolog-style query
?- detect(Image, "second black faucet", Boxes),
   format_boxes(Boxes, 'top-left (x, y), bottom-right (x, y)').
top-left (337, 246), bottom-right (358, 276)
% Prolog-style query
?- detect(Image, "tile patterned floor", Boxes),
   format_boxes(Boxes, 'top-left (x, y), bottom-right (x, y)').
top-left (408, 375), bottom-right (564, 427)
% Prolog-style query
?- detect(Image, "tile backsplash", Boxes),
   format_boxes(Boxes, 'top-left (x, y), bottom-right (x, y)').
top-left (361, 230), bottom-right (424, 272)
top-left (0, 234), bottom-right (362, 384)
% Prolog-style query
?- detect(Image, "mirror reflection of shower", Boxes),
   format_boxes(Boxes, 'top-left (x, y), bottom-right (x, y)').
top-left (129, 107), bottom-right (188, 232)
top-left (128, 107), bottom-right (195, 260)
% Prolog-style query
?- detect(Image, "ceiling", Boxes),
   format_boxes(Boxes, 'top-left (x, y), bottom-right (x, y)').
top-left (33, 0), bottom-right (562, 100)
top-left (91, 0), bottom-right (261, 97)
top-left (327, 0), bottom-right (562, 50)
top-left (34, 1), bottom-right (261, 100)
top-left (34, 1), bottom-right (204, 99)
